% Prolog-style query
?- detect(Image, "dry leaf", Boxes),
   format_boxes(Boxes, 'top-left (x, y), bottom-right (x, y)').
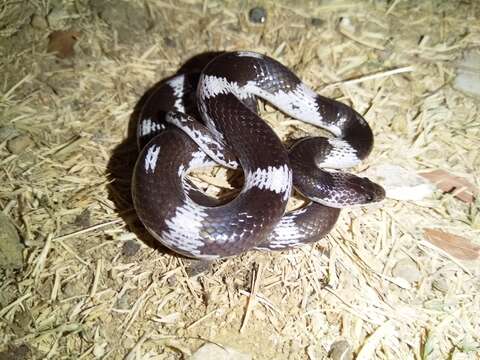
top-left (419, 169), bottom-right (478, 203)
top-left (47, 30), bottom-right (81, 58)
top-left (424, 228), bottom-right (480, 260)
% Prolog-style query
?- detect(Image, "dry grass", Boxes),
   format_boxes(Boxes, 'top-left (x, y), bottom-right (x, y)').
top-left (1, 0), bottom-right (479, 359)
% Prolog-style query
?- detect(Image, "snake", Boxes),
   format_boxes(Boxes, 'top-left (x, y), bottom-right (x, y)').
top-left (132, 51), bottom-right (385, 259)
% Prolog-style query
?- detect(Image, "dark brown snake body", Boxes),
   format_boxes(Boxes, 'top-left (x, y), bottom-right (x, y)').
top-left (132, 51), bottom-right (384, 259)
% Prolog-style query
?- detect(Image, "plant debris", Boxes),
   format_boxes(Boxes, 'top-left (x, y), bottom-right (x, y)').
top-left (420, 169), bottom-right (478, 203)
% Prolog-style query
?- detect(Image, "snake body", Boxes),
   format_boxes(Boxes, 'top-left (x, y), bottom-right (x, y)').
top-left (132, 51), bottom-right (384, 259)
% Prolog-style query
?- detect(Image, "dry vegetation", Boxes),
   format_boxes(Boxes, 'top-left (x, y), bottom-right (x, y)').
top-left (0, 0), bottom-right (479, 359)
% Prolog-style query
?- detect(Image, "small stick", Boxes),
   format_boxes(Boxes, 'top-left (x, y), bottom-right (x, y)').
top-left (323, 66), bottom-right (415, 91)
top-left (52, 219), bottom-right (124, 242)
top-left (240, 262), bottom-right (264, 332)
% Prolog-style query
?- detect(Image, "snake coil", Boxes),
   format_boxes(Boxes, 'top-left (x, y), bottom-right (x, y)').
top-left (132, 51), bottom-right (384, 259)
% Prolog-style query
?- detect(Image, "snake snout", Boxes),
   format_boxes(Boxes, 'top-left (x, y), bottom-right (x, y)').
top-left (358, 177), bottom-right (385, 203)
top-left (344, 175), bottom-right (385, 205)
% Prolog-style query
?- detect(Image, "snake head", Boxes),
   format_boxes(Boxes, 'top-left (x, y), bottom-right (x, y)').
top-left (344, 175), bottom-right (386, 205)
top-left (317, 172), bottom-right (385, 208)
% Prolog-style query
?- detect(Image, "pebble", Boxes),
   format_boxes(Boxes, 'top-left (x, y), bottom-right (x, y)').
top-left (74, 209), bottom-right (91, 228)
top-left (30, 14), bottom-right (48, 29)
top-left (432, 277), bottom-right (449, 293)
top-left (7, 134), bottom-right (34, 154)
top-left (329, 340), bottom-right (353, 360)
top-left (249, 7), bottom-right (267, 24)
top-left (122, 240), bottom-right (140, 257)
top-left (0, 212), bottom-right (24, 269)
top-left (391, 258), bottom-right (421, 283)
top-left (166, 274), bottom-right (177, 286)
top-left (164, 37), bottom-right (176, 48)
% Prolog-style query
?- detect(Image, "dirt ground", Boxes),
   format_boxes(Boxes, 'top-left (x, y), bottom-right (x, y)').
top-left (1, 0), bottom-right (479, 359)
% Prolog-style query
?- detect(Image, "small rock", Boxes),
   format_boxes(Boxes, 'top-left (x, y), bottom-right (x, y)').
top-left (432, 277), bottom-right (449, 293)
top-left (7, 134), bottom-right (33, 154)
top-left (0, 212), bottom-right (24, 269)
top-left (248, 7), bottom-right (267, 24)
top-left (30, 14), bottom-right (48, 29)
top-left (391, 258), bottom-right (421, 283)
top-left (191, 343), bottom-right (251, 360)
top-left (329, 340), bottom-right (353, 360)
top-left (74, 209), bottom-right (91, 228)
top-left (166, 275), bottom-right (177, 286)
top-left (164, 37), bottom-right (176, 48)
top-left (122, 240), bottom-right (140, 257)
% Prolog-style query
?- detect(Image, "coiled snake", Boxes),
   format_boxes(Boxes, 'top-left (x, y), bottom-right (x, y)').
top-left (132, 51), bottom-right (384, 259)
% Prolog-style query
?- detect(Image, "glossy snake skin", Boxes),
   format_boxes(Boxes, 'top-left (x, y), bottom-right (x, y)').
top-left (132, 51), bottom-right (384, 259)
